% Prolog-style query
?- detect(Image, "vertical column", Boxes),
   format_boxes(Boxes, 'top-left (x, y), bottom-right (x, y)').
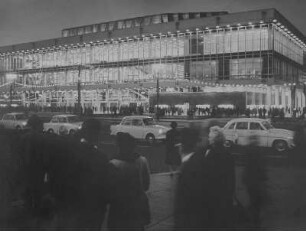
top-left (275, 87), bottom-right (279, 106)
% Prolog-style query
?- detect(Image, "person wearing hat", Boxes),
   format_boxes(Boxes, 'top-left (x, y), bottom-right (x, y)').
top-left (165, 121), bottom-right (182, 177)
top-left (107, 132), bottom-right (151, 230)
top-left (174, 126), bottom-right (235, 230)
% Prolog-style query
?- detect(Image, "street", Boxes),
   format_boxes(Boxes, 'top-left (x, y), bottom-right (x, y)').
top-left (99, 133), bottom-right (290, 174)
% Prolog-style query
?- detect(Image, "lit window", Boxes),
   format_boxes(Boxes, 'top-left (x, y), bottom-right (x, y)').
top-left (194, 13), bottom-right (201, 18)
top-left (162, 14), bottom-right (168, 23)
top-left (144, 17), bottom-right (151, 26)
top-left (183, 13), bottom-right (189, 19)
top-left (108, 22), bottom-right (115, 30)
top-left (77, 27), bottom-right (84, 35)
top-left (117, 21), bottom-right (124, 29)
top-left (152, 15), bottom-right (161, 24)
top-left (85, 26), bottom-right (92, 34)
top-left (172, 14), bottom-right (179, 21)
top-left (134, 18), bottom-right (141, 26)
top-left (100, 23), bottom-right (107, 32)
top-left (93, 25), bottom-right (98, 32)
top-left (70, 28), bottom-right (77, 36)
top-left (125, 20), bottom-right (132, 28)
top-left (62, 30), bottom-right (69, 37)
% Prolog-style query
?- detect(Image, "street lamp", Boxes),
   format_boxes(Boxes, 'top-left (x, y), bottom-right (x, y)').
top-left (156, 77), bottom-right (160, 120)
top-left (289, 82), bottom-right (296, 117)
top-left (77, 65), bottom-right (82, 116)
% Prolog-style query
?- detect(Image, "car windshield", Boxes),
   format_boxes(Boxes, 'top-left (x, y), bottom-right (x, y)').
top-left (143, 118), bottom-right (156, 126)
top-left (262, 121), bottom-right (274, 130)
top-left (67, 116), bottom-right (81, 123)
top-left (15, 114), bottom-right (28, 120)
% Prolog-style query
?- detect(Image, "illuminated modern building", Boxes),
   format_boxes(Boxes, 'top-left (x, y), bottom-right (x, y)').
top-left (0, 8), bottom-right (305, 115)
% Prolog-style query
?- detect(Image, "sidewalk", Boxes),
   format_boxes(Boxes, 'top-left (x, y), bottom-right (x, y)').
top-left (146, 173), bottom-right (177, 231)
top-left (146, 165), bottom-right (306, 231)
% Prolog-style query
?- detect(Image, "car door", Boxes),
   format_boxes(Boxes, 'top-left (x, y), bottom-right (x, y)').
top-left (223, 122), bottom-right (236, 143)
top-left (131, 118), bottom-right (145, 139)
top-left (249, 122), bottom-right (268, 147)
top-left (50, 117), bottom-right (59, 133)
top-left (2, 114), bottom-right (10, 129)
top-left (120, 118), bottom-right (133, 134)
top-left (1, 115), bottom-right (8, 128)
top-left (8, 115), bottom-right (15, 129)
top-left (235, 122), bottom-right (249, 146)
top-left (58, 117), bottom-right (68, 134)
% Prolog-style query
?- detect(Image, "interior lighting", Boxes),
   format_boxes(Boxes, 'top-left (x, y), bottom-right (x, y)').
top-left (216, 25), bottom-right (220, 29)
top-left (260, 20), bottom-right (264, 23)
top-left (237, 23), bottom-right (241, 26)
top-left (248, 22), bottom-right (252, 25)
top-left (272, 19), bottom-right (277, 23)
top-left (226, 24), bottom-right (230, 28)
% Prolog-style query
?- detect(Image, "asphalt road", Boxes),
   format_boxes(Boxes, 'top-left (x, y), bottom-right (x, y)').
top-left (99, 135), bottom-right (290, 174)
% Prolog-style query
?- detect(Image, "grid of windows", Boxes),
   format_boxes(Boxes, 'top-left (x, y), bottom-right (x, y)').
top-left (1, 24), bottom-right (304, 86)
top-left (273, 25), bottom-right (304, 64)
top-left (61, 12), bottom-right (228, 37)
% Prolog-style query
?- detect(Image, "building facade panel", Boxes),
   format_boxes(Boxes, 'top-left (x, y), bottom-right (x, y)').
top-left (0, 9), bottom-right (306, 115)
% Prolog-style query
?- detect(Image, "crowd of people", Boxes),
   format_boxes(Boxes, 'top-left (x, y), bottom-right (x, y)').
top-left (1, 115), bottom-right (306, 230)
top-left (0, 116), bottom-right (150, 230)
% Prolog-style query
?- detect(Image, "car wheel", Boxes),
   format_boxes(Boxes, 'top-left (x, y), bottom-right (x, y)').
top-left (145, 133), bottom-right (155, 145)
top-left (69, 129), bottom-right (76, 136)
top-left (47, 129), bottom-right (54, 134)
top-left (224, 140), bottom-right (233, 148)
top-left (273, 140), bottom-right (288, 152)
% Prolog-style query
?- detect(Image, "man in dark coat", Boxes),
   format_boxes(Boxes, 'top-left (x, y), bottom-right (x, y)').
top-left (165, 121), bottom-right (182, 176)
top-left (108, 132), bottom-right (151, 231)
top-left (47, 118), bottom-right (109, 230)
top-left (174, 126), bottom-right (235, 230)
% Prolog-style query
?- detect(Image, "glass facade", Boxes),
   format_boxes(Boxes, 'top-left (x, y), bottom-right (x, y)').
top-left (0, 24), bottom-right (281, 86)
top-left (0, 15), bottom-right (306, 112)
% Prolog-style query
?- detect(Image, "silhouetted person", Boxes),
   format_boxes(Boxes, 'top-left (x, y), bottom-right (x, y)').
top-left (292, 121), bottom-right (306, 167)
top-left (19, 115), bottom-right (47, 215)
top-left (46, 118), bottom-right (109, 230)
top-left (165, 121), bottom-right (182, 177)
top-left (108, 133), bottom-right (151, 231)
top-left (243, 135), bottom-right (267, 228)
top-left (174, 126), bottom-right (235, 230)
top-left (174, 127), bottom-right (202, 230)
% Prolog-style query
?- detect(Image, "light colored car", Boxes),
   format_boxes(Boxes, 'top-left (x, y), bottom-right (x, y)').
top-left (222, 118), bottom-right (294, 152)
top-left (110, 115), bottom-right (170, 144)
top-left (0, 112), bottom-right (29, 130)
top-left (43, 114), bottom-right (83, 135)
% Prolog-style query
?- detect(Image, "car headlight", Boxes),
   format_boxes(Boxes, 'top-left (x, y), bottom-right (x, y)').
top-left (158, 129), bottom-right (163, 134)
top-left (22, 122), bottom-right (27, 126)
top-left (78, 125), bottom-right (82, 130)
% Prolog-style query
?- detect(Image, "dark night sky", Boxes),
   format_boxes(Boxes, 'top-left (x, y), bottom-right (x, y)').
top-left (0, 0), bottom-right (305, 47)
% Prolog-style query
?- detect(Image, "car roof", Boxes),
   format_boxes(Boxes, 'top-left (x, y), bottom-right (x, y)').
top-left (54, 114), bottom-right (77, 117)
top-left (227, 118), bottom-right (269, 123)
top-left (123, 115), bottom-right (153, 119)
top-left (4, 112), bottom-right (25, 115)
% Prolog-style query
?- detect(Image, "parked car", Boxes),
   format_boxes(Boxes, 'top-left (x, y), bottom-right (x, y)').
top-left (222, 118), bottom-right (294, 152)
top-left (43, 114), bottom-right (83, 135)
top-left (0, 112), bottom-right (29, 130)
top-left (110, 115), bottom-right (170, 144)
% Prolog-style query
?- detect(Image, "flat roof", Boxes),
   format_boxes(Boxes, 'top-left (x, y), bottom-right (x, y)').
top-left (0, 8), bottom-right (305, 53)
